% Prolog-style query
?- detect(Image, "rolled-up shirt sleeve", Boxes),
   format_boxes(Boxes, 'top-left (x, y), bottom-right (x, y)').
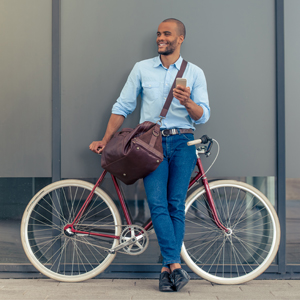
top-left (112, 63), bottom-right (142, 118)
top-left (190, 68), bottom-right (210, 124)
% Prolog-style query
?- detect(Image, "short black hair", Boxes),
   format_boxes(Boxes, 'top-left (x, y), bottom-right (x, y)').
top-left (162, 18), bottom-right (186, 38)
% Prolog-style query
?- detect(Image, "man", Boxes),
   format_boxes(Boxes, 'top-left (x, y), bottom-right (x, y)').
top-left (89, 18), bottom-right (210, 292)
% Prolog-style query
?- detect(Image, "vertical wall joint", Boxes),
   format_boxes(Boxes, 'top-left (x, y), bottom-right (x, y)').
top-left (275, 0), bottom-right (286, 274)
top-left (52, 0), bottom-right (61, 182)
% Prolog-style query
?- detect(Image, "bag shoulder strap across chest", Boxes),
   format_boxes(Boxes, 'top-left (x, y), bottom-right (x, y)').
top-left (159, 59), bottom-right (188, 118)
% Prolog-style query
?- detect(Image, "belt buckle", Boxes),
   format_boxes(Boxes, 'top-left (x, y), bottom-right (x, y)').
top-left (162, 129), bottom-right (178, 137)
top-left (162, 129), bottom-right (169, 137)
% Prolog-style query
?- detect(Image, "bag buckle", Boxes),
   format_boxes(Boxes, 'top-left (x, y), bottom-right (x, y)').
top-left (153, 130), bottom-right (159, 137)
top-left (156, 116), bottom-right (165, 125)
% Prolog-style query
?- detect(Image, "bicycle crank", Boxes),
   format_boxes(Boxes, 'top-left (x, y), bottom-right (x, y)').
top-left (107, 225), bottom-right (149, 255)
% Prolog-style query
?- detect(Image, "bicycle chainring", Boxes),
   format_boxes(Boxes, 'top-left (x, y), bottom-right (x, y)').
top-left (119, 225), bottom-right (149, 255)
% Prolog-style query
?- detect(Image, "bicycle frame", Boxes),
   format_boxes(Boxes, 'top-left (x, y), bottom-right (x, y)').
top-left (63, 156), bottom-right (228, 238)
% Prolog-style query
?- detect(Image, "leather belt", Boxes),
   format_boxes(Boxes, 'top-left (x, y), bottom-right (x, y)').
top-left (161, 128), bottom-right (194, 137)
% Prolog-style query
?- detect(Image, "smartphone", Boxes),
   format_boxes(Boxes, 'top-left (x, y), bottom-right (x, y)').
top-left (176, 78), bottom-right (187, 88)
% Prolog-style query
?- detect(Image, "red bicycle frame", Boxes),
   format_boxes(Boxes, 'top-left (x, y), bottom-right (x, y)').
top-left (64, 156), bottom-right (229, 238)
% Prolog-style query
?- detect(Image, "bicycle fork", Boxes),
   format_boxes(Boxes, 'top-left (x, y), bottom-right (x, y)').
top-left (196, 159), bottom-right (230, 234)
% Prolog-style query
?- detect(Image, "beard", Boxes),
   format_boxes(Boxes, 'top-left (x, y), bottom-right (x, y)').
top-left (157, 39), bottom-right (177, 56)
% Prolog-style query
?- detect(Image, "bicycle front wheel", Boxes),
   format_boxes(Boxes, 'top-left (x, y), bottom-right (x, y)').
top-left (181, 180), bottom-right (280, 284)
top-left (21, 179), bottom-right (122, 282)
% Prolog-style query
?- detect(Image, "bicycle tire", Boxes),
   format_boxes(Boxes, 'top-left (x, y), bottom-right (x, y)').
top-left (21, 179), bottom-right (122, 282)
top-left (181, 180), bottom-right (280, 285)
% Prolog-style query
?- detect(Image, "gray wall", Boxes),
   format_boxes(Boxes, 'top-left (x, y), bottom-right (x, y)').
top-left (285, 0), bottom-right (300, 178)
top-left (61, 0), bottom-right (276, 178)
top-left (0, 0), bottom-right (52, 177)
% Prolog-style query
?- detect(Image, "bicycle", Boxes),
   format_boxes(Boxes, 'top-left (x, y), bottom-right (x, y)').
top-left (20, 135), bottom-right (280, 284)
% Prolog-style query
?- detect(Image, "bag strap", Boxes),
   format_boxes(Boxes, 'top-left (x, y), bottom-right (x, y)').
top-left (149, 59), bottom-right (188, 148)
top-left (159, 59), bottom-right (188, 118)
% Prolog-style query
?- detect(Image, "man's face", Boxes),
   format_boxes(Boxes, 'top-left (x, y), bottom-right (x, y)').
top-left (156, 22), bottom-right (183, 56)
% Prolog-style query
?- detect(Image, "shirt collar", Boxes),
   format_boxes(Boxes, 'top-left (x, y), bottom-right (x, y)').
top-left (153, 55), bottom-right (183, 70)
top-left (174, 56), bottom-right (183, 70)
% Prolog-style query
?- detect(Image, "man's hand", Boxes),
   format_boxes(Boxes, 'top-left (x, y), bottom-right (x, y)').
top-left (89, 114), bottom-right (125, 155)
top-left (173, 85), bottom-right (191, 107)
top-left (89, 140), bottom-right (107, 154)
top-left (173, 85), bottom-right (204, 121)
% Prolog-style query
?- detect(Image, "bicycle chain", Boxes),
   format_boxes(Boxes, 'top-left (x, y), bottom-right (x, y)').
top-left (72, 224), bottom-right (154, 255)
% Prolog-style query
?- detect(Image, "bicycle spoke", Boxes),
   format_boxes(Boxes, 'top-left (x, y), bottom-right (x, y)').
top-left (73, 188), bottom-right (87, 223)
top-left (39, 196), bottom-right (67, 224)
top-left (71, 236), bottom-right (110, 252)
top-left (60, 187), bottom-right (72, 223)
top-left (82, 236), bottom-right (106, 260)
top-left (69, 186), bottom-right (79, 222)
top-left (30, 212), bottom-right (61, 231)
top-left (32, 233), bottom-right (64, 256)
top-left (228, 188), bottom-right (242, 226)
top-left (46, 237), bottom-right (68, 266)
top-left (232, 206), bottom-right (271, 230)
top-left (216, 187), bottom-right (229, 228)
top-left (79, 209), bottom-right (112, 227)
top-left (72, 240), bottom-right (94, 269)
top-left (233, 215), bottom-right (271, 232)
top-left (233, 234), bottom-right (269, 260)
top-left (54, 238), bottom-right (69, 274)
top-left (72, 241), bottom-right (88, 274)
top-left (203, 237), bottom-right (227, 271)
top-left (185, 217), bottom-right (222, 234)
top-left (77, 197), bottom-right (102, 225)
top-left (193, 234), bottom-right (223, 263)
top-left (186, 234), bottom-right (222, 252)
top-left (230, 238), bottom-right (247, 275)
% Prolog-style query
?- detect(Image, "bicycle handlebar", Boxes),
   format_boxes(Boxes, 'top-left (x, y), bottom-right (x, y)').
top-left (187, 135), bottom-right (211, 146)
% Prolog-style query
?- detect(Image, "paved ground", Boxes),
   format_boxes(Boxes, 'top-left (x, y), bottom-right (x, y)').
top-left (0, 279), bottom-right (299, 300)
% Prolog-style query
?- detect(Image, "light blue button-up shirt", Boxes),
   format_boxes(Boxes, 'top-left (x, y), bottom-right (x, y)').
top-left (112, 56), bottom-right (210, 130)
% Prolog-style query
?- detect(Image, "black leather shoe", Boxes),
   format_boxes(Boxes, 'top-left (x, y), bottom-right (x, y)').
top-left (159, 271), bottom-right (174, 292)
top-left (170, 268), bottom-right (190, 291)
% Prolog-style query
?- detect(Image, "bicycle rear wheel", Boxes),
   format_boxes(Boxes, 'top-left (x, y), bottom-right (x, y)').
top-left (21, 179), bottom-right (121, 282)
top-left (181, 180), bottom-right (280, 284)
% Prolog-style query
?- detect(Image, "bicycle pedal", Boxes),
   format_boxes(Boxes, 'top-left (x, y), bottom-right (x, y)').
top-left (106, 237), bottom-right (137, 254)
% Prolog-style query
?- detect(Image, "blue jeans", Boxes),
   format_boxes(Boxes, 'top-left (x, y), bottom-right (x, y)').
top-left (144, 132), bottom-right (197, 267)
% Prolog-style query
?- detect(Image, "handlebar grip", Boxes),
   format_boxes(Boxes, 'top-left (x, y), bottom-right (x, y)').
top-left (187, 139), bottom-right (202, 146)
